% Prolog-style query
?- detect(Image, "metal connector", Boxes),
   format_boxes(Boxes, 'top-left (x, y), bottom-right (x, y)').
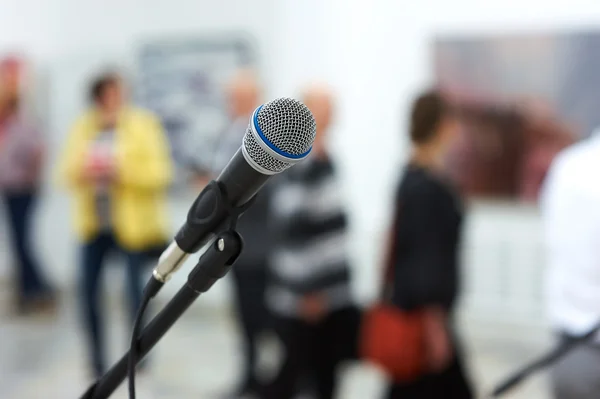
top-left (152, 242), bottom-right (190, 283)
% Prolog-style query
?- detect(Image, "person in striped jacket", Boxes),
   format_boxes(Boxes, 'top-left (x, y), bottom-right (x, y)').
top-left (263, 84), bottom-right (360, 399)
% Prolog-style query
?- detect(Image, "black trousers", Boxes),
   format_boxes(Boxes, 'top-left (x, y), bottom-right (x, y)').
top-left (231, 266), bottom-right (269, 392)
top-left (79, 232), bottom-right (148, 377)
top-left (2, 191), bottom-right (52, 300)
top-left (385, 341), bottom-right (474, 399)
top-left (263, 306), bottom-right (361, 399)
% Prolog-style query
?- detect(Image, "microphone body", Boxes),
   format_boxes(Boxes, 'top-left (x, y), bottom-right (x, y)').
top-left (151, 98), bottom-right (316, 284)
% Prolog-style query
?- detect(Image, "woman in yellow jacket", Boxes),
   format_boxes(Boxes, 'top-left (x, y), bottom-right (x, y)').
top-left (58, 72), bottom-right (172, 377)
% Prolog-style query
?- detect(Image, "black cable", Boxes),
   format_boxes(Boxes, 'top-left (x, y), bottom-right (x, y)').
top-left (489, 320), bottom-right (600, 397)
top-left (128, 277), bottom-right (163, 399)
top-left (127, 294), bottom-right (150, 399)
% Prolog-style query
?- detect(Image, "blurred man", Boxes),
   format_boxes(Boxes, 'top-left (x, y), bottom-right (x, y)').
top-left (0, 56), bottom-right (57, 314)
top-left (541, 128), bottom-right (600, 399)
top-left (210, 69), bottom-right (272, 398)
top-left (58, 72), bottom-right (172, 377)
top-left (263, 84), bottom-right (359, 399)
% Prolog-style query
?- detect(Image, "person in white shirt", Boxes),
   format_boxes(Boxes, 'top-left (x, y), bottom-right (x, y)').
top-left (541, 129), bottom-right (600, 399)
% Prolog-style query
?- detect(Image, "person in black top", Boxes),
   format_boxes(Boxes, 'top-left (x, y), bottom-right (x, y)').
top-left (386, 90), bottom-right (474, 399)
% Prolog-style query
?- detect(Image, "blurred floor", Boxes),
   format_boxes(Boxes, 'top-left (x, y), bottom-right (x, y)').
top-left (0, 290), bottom-right (551, 399)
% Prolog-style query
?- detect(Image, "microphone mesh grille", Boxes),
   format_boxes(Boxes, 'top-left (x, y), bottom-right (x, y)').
top-left (256, 98), bottom-right (316, 156)
top-left (243, 97), bottom-right (317, 174)
top-left (243, 126), bottom-right (291, 173)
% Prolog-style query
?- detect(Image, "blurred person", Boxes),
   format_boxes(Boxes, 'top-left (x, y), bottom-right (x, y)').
top-left (0, 56), bottom-right (57, 314)
top-left (57, 72), bottom-right (172, 378)
top-left (262, 84), bottom-right (360, 399)
top-left (208, 69), bottom-right (272, 398)
top-left (384, 90), bottom-right (473, 399)
top-left (541, 126), bottom-right (600, 399)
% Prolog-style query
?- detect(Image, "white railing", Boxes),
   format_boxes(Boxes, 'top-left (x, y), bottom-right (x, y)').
top-left (461, 202), bottom-right (547, 327)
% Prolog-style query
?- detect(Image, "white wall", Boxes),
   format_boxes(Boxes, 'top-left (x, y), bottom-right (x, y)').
top-left (2, 0), bottom-right (600, 320)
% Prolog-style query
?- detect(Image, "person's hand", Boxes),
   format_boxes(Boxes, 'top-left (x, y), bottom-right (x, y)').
top-left (423, 308), bottom-right (453, 372)
top-left (299, 293), bottom-right (327, 324)
top-left (96, 162), bottom-right (116, 182)
top-left (83, 155), bottom-right (116, 183)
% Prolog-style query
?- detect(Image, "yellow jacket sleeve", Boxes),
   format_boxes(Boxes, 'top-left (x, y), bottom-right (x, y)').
top-left (117, 114), bottom-right (173, 190)
top-left (57, 116), bottom-right (90, 189)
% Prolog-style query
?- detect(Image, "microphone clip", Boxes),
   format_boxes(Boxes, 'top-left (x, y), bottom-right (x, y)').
top-left (175, 179), bottom-right (256, 254)
top-left (154, 180), bottom-right (257, 284)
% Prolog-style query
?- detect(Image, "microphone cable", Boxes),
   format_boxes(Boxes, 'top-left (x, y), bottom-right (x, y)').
top-left (127, 278), bottom-right (164, 399)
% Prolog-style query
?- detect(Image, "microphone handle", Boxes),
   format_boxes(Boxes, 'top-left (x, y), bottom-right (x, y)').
top-left (216, 148), bottom-right (271, 207)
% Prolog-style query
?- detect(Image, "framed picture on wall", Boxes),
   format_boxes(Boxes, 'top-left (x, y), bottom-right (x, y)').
top-left (434, 30), bottom-right (600, 202)
top-left (136, 35), bottom-right (256, 190)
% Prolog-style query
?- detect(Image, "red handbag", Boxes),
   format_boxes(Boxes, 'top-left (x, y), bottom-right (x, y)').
top-left (359, 210), bottom-right (426, 382)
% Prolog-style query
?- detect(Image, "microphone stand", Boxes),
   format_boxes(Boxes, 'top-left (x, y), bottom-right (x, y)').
top-left (79, 230), bottom-right (243, 399)
top-left (488, 319), bottom-right (600, 397)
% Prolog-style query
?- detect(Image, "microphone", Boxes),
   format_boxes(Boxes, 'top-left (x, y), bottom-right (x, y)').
top-left (86, 98), bottom-right (315, 399)
top-left (151, 97), bottom-right (316, 285)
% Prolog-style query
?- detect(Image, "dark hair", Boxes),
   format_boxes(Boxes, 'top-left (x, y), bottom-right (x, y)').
top-left (409, 89), bottom-right (451, 144)
top-left (89, 72), bottom-right (120, 105)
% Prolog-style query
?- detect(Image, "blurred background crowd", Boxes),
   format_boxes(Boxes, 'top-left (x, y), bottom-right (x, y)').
top-left (3, 1), bottom-right (600, 398)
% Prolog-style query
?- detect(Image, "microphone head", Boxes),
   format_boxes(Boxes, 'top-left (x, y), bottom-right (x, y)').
top-left (242, 97), bottom-right (317, 175)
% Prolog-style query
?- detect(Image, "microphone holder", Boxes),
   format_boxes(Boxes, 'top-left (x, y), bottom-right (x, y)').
top-left (80, 229), bottom-right (243, 399)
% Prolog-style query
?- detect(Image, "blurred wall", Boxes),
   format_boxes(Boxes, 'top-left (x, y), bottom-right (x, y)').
top-left (1, 0), bottom-right (600, 319)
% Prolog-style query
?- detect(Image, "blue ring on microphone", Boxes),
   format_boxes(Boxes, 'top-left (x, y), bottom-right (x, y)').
top-left (253, 105), bottom-right (312, 159)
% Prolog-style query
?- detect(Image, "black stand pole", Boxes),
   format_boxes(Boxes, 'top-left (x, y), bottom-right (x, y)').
top-left (488, 319), bottom-right (600, 397)
top-left (80, 230), bottom-right (242, 399)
